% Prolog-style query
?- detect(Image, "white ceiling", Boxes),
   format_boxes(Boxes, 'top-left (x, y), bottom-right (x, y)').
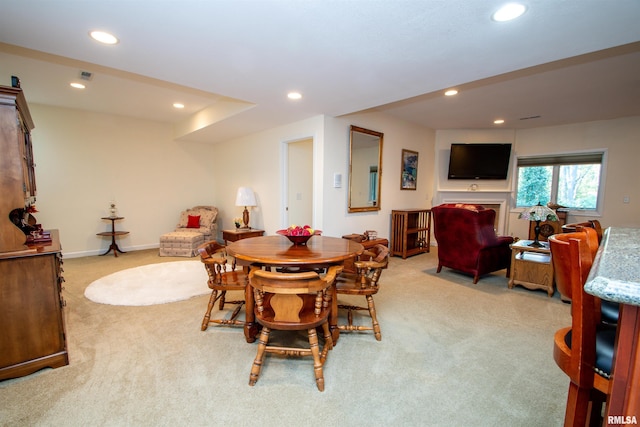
top-left (1, 1), bottom-right (639, 143)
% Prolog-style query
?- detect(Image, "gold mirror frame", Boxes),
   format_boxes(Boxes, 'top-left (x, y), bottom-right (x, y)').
top-left (348, 125), bottom-right (383, 213)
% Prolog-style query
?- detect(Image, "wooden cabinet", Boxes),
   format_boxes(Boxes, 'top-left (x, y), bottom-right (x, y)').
top-left (0, 85), bottom-right (67, 380)
top-left (0, 230), bottom-right (68, 380)
top-left (0, 85), bottom-right (35, 253)
top-left (508, 239), bottom-right (555, 297)
top-left (391, 209), bottom-right (431, 258)
top-left (222, 229), bottom-right (265, 244)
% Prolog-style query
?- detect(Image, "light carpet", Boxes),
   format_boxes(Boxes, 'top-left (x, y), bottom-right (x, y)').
top-left (84, 261), bottom-right (209, 306)
top-left (2, 249), bottom-right (570, 426)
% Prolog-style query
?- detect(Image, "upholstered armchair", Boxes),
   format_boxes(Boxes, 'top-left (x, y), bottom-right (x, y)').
top-left (431, 203), bottom-right (513, 284)
top-left (159, 206), bottom-right (219, 257)
top-left (174, 205), bottom-right (218, 241)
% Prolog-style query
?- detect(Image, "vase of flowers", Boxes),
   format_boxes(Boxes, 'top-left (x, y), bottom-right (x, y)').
top-left (234, 217), bottom-right (242, 229)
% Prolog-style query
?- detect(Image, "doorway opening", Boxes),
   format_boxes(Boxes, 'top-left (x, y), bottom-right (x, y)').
top-left (282, 137), bottom-right (313, 228)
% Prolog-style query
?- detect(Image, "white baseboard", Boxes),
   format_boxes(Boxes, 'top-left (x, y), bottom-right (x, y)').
top-left (63, 243), bottom-right (160, 259)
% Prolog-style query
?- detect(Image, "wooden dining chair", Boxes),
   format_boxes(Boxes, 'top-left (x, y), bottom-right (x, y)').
top-left (248, 265), bottom-right (342, 392)
top-left (555, 225), bottom-right (619, 325)
top-left (549, 231), bottom-right (616, 426)
top-left (197, 241), bottom-right (248, 331)
top-left (335, 244), bottom-right (389, 341)
top-left (562, 220), bottom-right (603, 243)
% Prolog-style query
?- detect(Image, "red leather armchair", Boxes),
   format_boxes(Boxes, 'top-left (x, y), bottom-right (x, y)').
top-left (432, 204), bottom-right (514, 284)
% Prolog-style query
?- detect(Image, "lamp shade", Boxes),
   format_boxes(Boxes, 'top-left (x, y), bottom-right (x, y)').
top-left (518, 202), bottom-right (558, 222)
top-left (235, 187), bottom-right (257, 207)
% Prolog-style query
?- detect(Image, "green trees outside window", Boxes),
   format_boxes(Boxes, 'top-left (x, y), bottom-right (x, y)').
top-left (516, 154), bottom-right (602, 210)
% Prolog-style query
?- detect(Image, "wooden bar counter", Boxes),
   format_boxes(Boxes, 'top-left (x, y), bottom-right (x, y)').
top-left (584, 227), bottom-right (640, 425)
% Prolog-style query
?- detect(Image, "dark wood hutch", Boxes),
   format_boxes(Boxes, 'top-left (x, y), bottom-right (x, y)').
top-left (0, 84), bottom-right (68, 380)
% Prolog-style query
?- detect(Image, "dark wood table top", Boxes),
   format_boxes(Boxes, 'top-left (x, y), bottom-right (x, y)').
top-left (227, 235), bottom-right (364, 267)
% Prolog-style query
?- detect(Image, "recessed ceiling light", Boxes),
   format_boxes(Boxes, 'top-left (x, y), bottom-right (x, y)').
top-left (444, 89), bottom-right (458, 96)
top-left (173, 103), bottom-right (185, 109)
top-left (494, 119), bottom-right (505, 125)
top-left (287, 92), bottom-right (302, 100)
top-left (492, 3), bottom-right (527, 22)
top-left (89, 30), bottom-right (119, 45)
top-left (70, 82), bottom-right (85, 89)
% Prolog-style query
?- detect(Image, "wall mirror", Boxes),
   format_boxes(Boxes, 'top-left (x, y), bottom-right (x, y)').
top-left (348, 125), bottom-right (383, 213)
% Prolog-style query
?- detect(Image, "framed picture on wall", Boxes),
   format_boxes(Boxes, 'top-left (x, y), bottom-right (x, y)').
top-left (401, 149), bottom-right (418, 190)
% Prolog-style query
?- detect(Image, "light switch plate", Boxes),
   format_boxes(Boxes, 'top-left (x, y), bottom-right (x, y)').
top-left (333, 173), bottom-right (342, 188)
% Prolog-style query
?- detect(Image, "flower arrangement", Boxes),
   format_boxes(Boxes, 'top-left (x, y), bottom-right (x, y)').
top-left (25, 205), bottom-right (38, 213)
top-left (233, 217), bottom-right (242, 228)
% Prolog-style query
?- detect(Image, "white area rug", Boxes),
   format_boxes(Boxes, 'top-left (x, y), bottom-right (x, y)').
top-left (84, 261), bottom-right (210, 306)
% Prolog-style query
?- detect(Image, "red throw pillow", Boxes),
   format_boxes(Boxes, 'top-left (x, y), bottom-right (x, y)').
top-left (187, 215), bottom-right (201, 228)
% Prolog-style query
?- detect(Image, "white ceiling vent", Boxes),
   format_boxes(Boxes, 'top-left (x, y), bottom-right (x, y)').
top-left (79, 70), bottom-right (93, 81)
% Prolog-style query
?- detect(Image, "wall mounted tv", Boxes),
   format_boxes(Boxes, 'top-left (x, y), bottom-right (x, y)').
top-left (447, 143), bottom-right (512, 180)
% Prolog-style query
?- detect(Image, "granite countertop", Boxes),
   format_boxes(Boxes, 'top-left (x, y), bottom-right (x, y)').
top-left (585, 227), bottom-right (640, 306)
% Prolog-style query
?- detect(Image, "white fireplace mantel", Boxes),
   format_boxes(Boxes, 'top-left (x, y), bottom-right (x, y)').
top-left (435, 189), bottom-right (513, 236)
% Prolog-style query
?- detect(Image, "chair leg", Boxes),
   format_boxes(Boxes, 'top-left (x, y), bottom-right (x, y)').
top-left (564, 382), bottom-right (591, 427)
top-left (307, 327), bottom-right (325, 392)
top-left (249, 326), bottom-right (270, 387)
top-left (218, 290), bottom-right (227, 310)
top-left (366, 295), bottom-right (382, 341)
top-left (320, 322), bottom-right (333, 364)
top-left (588, 390), bottom-right (606, 427)
top-left (201, 289), bottom-right (219, 331)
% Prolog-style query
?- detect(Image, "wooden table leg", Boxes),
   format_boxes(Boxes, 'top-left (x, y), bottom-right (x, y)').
top-left (243, 267), bottom-right (258, 343)
top-left (99, 236), bottom-right (126, 257)
top-left (330, 284), bottom-right (340, 344)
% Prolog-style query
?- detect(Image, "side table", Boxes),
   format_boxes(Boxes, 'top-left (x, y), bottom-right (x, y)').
top-left (222, 228), bottom-right (265, 245)
top-left (97, 216), bottom-right (129, 257)
top-left (508, 240), bottom-right (554, 297)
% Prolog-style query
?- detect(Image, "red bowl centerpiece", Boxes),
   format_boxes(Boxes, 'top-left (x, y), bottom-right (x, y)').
top-left (276, 225), bottom-right (321, 245)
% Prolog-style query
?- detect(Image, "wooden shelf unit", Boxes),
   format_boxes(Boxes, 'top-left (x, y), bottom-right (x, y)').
top-left (391, 209), bottom-right (431, 258)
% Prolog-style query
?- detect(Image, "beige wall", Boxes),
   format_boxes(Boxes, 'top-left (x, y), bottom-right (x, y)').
top-left (510, 116), bottom-right (640, 237)
top-left (434, 117), bottom-right (640, 240)
top-left (26, 101), bottom-right (639, 256)
top-left (322, 112), bottom-right (436, 239)
top-left (205, 115), bottom-right (325, 236)
top-left (207, 112), bottom-right (436, 241)
top-left (30, 104), bottom-right (218, 257)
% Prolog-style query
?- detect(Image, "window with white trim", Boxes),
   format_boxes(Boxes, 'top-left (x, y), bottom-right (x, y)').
top-left (515, 152), bottom-right (604, 211)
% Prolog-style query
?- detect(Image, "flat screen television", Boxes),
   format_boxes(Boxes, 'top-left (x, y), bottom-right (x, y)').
top-left (447, 143), bottom-right (512, 180)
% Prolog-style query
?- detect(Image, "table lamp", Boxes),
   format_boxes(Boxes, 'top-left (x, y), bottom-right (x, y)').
top-left (518, 202), bottom-right (559, 247)
top-left (235, 187), bottom-right (257, 229)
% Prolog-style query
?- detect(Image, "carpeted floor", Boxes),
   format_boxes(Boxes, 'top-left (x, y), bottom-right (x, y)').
top-left (0, 248), bottom-right (571, 426)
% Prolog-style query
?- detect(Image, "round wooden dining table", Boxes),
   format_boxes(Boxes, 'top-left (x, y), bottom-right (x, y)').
top-left (226, 235), bottom-right (364, 343)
